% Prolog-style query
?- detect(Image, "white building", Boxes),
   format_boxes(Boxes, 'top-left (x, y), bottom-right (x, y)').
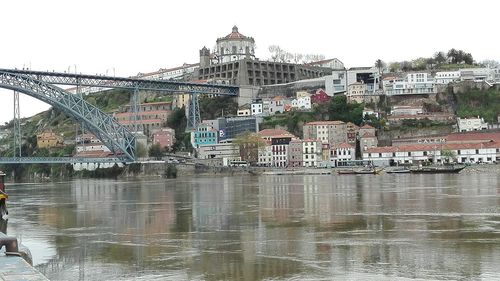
top-left (460, 68), bottom-right (489, 82)
top-left (363, 142), bottom-right (500, 166)
top-left (391, 105), bottom-right (424, 116)
top-left (237, 104), bottom-right (251, 116)
top-left (330, 143), bottom-right (355, 167)
top-left (302, 139), bottom-right (322, 167)
top-left (215, 26), bottom-right (256, 64)
top-left (291, 96), bottom-right (311, 110)
top-left (457, 117), bottom-right (488, 132)
top-left (435, 71), bottom-right (461, 84)
top-left (251, 99), bottom-right (263, 116)
top-left (347, 82), bottom-right (366, 104)
top-left (258, 140), bottom-right (273, 167)
top-left (385, 73), bottom-right (435, 95)
top-left (363, 108), bottom-right (380, 119)
top-left (307, 58), bottom-right (344, 70)
top-left (347, 67), bottom-right (379, 91)
top-left (325, 70), bottom-right (347, 95)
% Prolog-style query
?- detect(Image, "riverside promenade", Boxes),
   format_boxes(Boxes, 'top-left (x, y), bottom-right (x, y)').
top-left (0, 232), bottom-right (48, 281)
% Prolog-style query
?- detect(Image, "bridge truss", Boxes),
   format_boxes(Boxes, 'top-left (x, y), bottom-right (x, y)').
top-left (0, 69), bottom-right (238, 164)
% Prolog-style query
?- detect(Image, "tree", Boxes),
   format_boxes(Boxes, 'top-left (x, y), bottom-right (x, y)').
top-left (411, 57), bottom-right (428, 70)
top-left (233, 132), bottom-right (266, 165)
top-left (463, 52), bottom-right (474, 65)
top-left (434, 51), bottom-right (447, 65)
top-left (167, 107), bottom-right (187, 152)
top-left (480, 59), bottom-right (500, 68)
top-left (148, 143), bottom-right (164, 159)
top-left (447, 48), bottom-right (458, 63)
top-left (400, 61), bottom-right (412, 72)
top-left (441, 149), bottom-right (457, 163)
top-left (268, 45), bottom-right (287, 62)
top-left (136, 142), bottom-right (147, 158)
top-left (389, 62), bottom-right (400, 72)
top-left (199, 96), bottom-right (238, 120)
top-left (375, 59), bottom-right (385, 75)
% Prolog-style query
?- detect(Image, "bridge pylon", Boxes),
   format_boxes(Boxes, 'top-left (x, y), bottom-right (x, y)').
top-left (186, 92), bottom-right (200, 132)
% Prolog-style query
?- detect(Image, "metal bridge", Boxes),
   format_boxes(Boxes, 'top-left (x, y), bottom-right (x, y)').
top-left (0, 68), bottom-right (238, 164)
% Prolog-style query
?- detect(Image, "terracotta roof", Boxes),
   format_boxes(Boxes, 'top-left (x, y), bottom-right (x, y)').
top-left (446, 131), bottom-right (500, 143)
top-left (123, 101), bottom-right (172, 107)
top-left (333, 142), bottom-right (354, 149)
top-left (221, 26), bottom-right (248, 40)
top-left (360, 132), bottom-right (376, 138)
top-left (366, 142), bottom-right (500, 154)
top-left (360, 124), bottom-right (374, 129)
top-left (115, 110), bottom-right (170, 117)
top-left (305, 120), bottom-right (345, 126)
top-left (118, 119), bottom-right (163, 125)
top-left (258, 129), bottom-right (295, 137)
top-left (74, 151), bottom-right (114, 157)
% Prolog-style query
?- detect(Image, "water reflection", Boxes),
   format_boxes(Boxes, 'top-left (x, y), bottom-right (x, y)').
top-left (4, 171), bottom-right (500, 280)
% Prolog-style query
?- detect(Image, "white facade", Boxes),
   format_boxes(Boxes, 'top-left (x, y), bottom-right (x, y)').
top-left (215, 26), bottom-right (256, 64)
top-left (292, 96), bottom-right (311, 110)
top-left (363, 143), bottom-right (499, 165)
top-left (73, 162), bottom-right (124, 171)
top-left (435, 71), bottom-right (461, 84)
top-left (302, 140), bottom-right (322, 167)
top-left (457, 117), bottom-right (488, 132)
top-left (237, 108), bottom-right (251, 116)
top-left (391, 106), bottom-right (424, 116)
top-left (347, 82), bottom-right (366, 104)
top-left (325, 70), bottom-right (347, 95)
top-left (330, 144), bottom-right (355, 166)
top-left (460, 68), bottom-right (489, 82)
top-left (385, 73), bottom-right (435, 95)
top-left (75, 143), bottom-right (111, 153)
top-left (251, 101), bottom-right (263, 116)
top-left (258, 144), bottom-right (273, 166)
top-left (363, 108), bottom-right (380, 118)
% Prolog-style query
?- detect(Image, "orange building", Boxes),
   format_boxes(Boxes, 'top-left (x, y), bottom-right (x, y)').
top-left (37, 131), bottom-right (64, 148)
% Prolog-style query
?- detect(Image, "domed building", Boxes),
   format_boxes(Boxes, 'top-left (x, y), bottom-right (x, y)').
top-left (215, 26), bottom-right (256, 63)
top-left (197, 26), bottom-right (332, 87)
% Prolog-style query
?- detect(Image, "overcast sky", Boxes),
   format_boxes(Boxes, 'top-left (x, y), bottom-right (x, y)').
top-left (1, 0), bottom-right (498, 124)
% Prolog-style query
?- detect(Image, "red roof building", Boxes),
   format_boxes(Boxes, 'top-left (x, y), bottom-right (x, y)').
top-left (311, 89), bottom-right (331, 105)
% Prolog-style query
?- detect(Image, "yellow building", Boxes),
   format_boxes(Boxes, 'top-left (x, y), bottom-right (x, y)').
top-left (37, 131), bottom-right (64, 148)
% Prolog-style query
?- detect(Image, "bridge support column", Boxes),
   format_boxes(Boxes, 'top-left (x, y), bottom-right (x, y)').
top-left (13, 91), bottom-right (21, 157)
top-left (186, 92), bottom-right (200, 131)
top-left (131, 85), bottom-right (141, 134)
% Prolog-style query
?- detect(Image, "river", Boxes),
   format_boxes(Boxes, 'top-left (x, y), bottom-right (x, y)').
top-left (4, 168), bottom-right (500, 280)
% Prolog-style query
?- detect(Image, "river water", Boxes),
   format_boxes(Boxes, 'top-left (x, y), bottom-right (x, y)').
top-left (4, 169), bottom-right (500, 280)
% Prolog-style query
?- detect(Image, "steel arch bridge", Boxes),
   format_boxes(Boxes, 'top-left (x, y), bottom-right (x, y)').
top-left (0, 69), bottom-right (239, 163)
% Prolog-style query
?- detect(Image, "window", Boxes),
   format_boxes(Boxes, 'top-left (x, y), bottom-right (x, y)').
top-left (475, 149), bottom-right (479, 154)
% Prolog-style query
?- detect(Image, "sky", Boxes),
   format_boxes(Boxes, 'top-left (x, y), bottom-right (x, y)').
top-left (0, 0), bottom-right (499, 124)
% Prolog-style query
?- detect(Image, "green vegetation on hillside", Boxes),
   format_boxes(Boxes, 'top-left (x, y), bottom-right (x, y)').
top-left (261, 95), bottom-right (364, 137)
top-left (86, 89), bottom-right (132, 112)
top-left (199, 96), bottom-right (238, 120)
top-left (455, 87), bottom-right (500, 122)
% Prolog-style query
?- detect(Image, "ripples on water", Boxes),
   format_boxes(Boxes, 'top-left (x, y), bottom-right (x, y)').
top-left (4, 169), bottom-right (500, 280)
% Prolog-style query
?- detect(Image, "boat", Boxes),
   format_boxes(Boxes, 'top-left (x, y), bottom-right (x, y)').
top-left (386, 168), bottom-right (410, 174)
top-left (337, 167), bottom-right (383, 175)
top-left (409, 165), bottom-right (466, 174)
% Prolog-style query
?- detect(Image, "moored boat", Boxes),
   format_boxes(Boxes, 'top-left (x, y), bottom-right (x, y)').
top-left (409, 165), bottom-right (466, 174)
top-left (337, 167), bottom-right (383, 175)
top-left (386, 168), bottom-right (411, 174)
